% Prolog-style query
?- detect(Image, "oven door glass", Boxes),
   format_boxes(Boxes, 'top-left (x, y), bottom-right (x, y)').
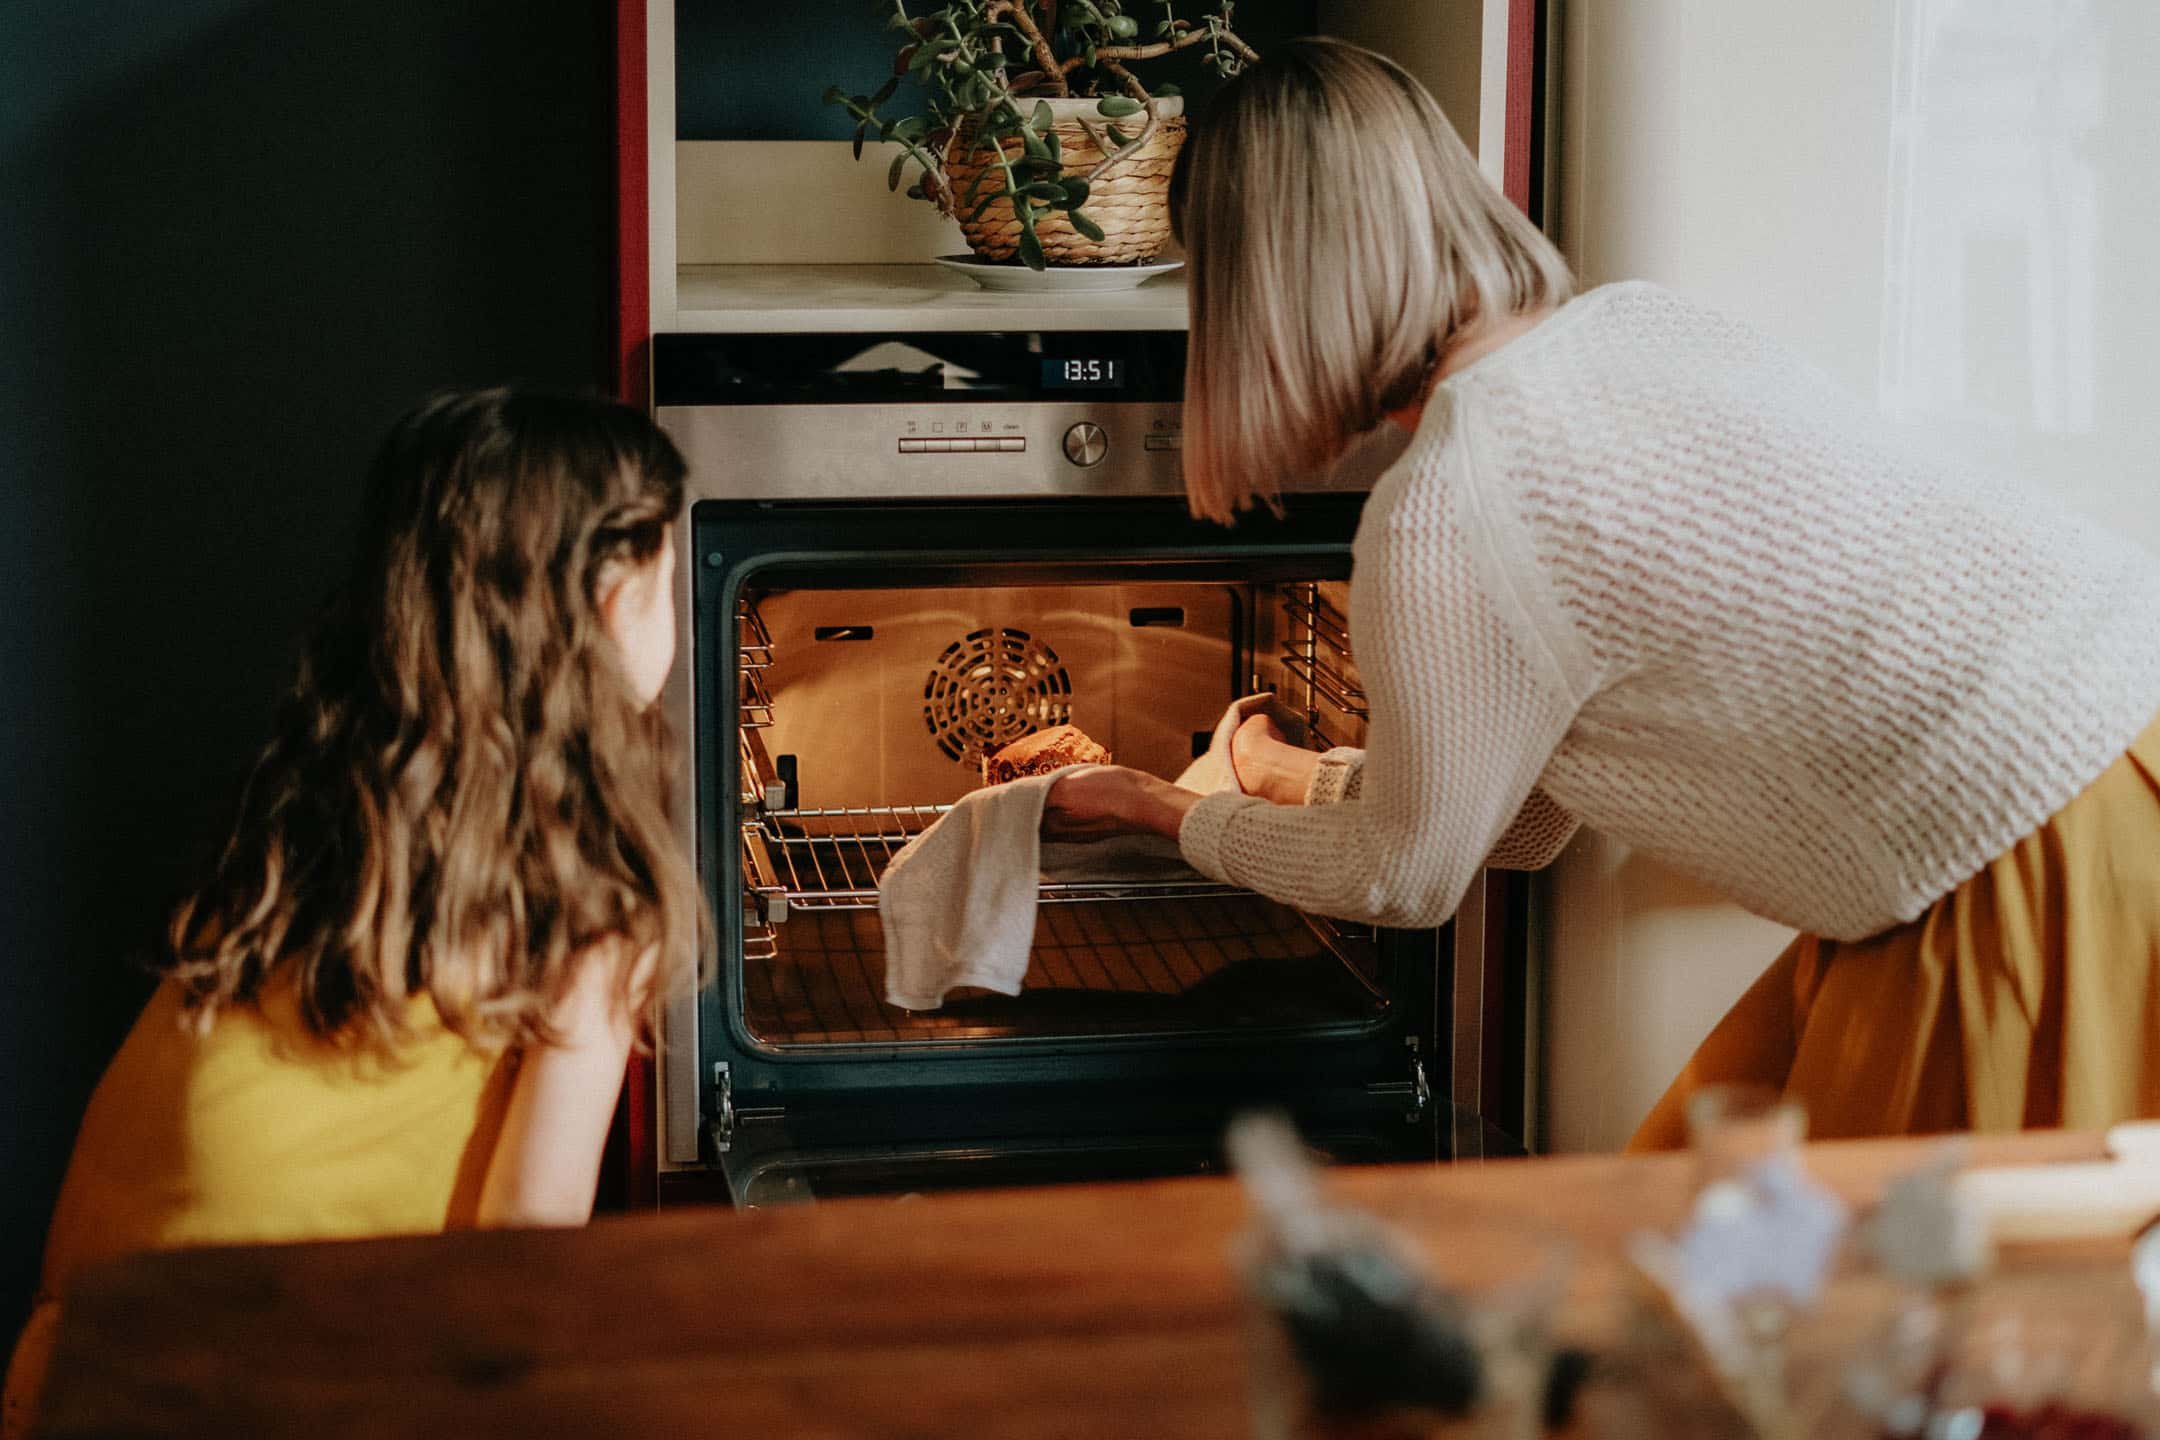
top-left (694, 497), bottom-right (1442, 1125)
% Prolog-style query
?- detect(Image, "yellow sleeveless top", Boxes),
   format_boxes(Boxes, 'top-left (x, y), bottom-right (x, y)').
top-left (5, 979), bottom-right (514, 1436)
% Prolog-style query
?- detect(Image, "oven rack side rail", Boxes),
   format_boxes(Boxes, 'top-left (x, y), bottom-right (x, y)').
top-left (1278, 584), bottom-right (1368, 752)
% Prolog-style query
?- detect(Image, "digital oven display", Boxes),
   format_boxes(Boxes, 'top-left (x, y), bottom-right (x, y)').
top-left (1040, 357), bottom-right (1125, 389)
top-left (653, 333), bottom-right (1185, 406)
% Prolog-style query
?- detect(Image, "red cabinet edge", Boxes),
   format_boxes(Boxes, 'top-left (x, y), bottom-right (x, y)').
top-left (1503, 0), bottom-right (1539, 215)
top-left (612, 0), bottom-right (659, 1210)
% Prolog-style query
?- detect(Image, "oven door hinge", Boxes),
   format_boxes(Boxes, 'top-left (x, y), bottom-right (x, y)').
top-left (1365, 1037), bottom-right (1431, 1123)
top-left (708, 1062), bottom-right (736, 1154)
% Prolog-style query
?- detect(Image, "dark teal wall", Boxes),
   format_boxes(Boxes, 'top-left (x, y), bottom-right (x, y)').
top-left (0, 0), bottom-right (612, 1336)
top-left (676, 0), bottom-right (1319, 140)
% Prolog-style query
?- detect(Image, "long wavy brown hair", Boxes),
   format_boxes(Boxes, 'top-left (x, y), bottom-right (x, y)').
top-left (162, 387), bottom-right (702, 1052)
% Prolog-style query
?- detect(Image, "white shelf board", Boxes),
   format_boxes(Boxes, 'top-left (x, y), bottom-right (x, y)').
top-left (667, 263), bottom-right (1189, 334)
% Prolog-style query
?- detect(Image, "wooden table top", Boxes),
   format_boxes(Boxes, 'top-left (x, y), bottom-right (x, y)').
top-left (33, 1132), bottom-right (2121, 1439)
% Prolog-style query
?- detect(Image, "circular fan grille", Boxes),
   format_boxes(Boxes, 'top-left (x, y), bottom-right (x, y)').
top-left (922, 628), bottom-right (1074, 766)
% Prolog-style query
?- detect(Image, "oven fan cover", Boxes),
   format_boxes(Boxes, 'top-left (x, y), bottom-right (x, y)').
top-left (922, 627), bottom-right (1074, 767)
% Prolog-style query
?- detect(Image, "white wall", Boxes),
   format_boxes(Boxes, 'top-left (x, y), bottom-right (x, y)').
top-left (1546, 0), bottom-right (2160, 1152)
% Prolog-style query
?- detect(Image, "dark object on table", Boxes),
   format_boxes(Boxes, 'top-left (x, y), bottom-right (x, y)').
top-left (1252, 1242), bottom-right (1485, 1417)
top-left (1541, 1345), bottom-right (1595, 1432)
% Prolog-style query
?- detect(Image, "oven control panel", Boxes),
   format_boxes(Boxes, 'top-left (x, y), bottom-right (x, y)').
top-left (653, 330), bottom-right (1370, 501)
top-left (888, 419), bottom-right (1182, 461)
top-left (897, 435), bottom-right (1029, 453)
top-left (659, 402), bottom-right (1191, 499)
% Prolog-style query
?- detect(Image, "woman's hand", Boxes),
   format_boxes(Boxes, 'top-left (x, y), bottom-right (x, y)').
top-left (1042, 765), bottom-right (1203, 843)
top-left (1041, 766), bottom-right (1146, 841)
top-left (1229, 713), bottom-right (1321, 805)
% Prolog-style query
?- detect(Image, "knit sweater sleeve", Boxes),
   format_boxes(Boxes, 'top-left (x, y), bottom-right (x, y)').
top-left (1306, 751), bottom-right (1579, 871)
top-left (1177, 435), bottom-right (1591, 927)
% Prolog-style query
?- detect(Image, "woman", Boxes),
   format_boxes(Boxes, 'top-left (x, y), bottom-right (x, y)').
top-left (4, 388), bottom-right (701, 1436)
top-left (1044, 38), bottom-right (2160, 1145)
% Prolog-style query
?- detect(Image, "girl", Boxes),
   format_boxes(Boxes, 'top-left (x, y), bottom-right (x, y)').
top-left (1045, 39), bottom-right (2160, 1146)
top-left (4, 387), bottom-right (700, 1436)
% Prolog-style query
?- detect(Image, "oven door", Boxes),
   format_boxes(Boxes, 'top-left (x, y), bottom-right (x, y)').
top-left (704, 1091), bottom-right (1526, 1208)
top-left (686, 494), bottom-right (1468, 1187)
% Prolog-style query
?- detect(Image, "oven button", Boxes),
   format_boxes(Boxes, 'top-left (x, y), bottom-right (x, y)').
top-left (950, 437), bottom-right (982, 453)
top-left (1143, 433), bottom-right (1183, 451)
top-left (1062, 422), bottom-right (1108, 467)
top-left (996, 437), bottom-right (1027, 452)
top-left (898, 438), bottom-right (929, 453)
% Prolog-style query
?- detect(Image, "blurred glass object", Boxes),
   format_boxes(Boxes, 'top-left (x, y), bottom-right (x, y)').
top-left (1688, 1083), bottom-right (1806, 1194)
top-left (1846, 1299), bottom-right (2159, 1437)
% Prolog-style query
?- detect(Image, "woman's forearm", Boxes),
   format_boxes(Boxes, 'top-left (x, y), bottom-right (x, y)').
top-left (1125, 771), bottom-right (1205, 840)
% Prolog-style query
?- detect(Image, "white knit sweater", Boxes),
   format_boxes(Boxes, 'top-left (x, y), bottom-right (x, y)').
top-left (1178, 281), bottom-right (2160, 940)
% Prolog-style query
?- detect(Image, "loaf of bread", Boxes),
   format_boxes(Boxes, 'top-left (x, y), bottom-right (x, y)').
top-left (982, 724), bottom-right (1111, 784)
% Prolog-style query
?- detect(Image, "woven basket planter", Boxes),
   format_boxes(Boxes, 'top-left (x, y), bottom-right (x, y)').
top-left (943, 96), bottom-right (1186, 266)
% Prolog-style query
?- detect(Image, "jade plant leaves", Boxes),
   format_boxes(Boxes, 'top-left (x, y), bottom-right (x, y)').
top-left (823, 0), bottom-right (1255, 269)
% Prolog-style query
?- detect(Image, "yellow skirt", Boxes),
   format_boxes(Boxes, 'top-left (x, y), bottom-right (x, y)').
top-left (1631, 712), bottom-right (2160, 1150)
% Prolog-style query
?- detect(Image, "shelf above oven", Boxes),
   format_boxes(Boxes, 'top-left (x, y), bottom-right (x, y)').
top-left (667, 263), bottom-right (1188, 335)
top-left (742, 804), bottom-right (1242, 920)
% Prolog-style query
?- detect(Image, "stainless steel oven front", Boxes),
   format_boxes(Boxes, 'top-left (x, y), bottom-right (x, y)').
top-left (651, 329), bottom-right (1516, 1205)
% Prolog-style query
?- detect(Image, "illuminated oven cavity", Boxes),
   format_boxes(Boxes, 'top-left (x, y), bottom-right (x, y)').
top-left (733, 578), bottom-right (1385, 1046)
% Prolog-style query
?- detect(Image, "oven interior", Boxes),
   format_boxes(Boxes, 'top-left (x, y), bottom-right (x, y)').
top-left (730, 572), bottom-right (1378, 1049)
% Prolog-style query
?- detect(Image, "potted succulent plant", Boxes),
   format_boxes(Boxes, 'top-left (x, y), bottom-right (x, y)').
top-left (825, 2), bottom-right (1258, 270)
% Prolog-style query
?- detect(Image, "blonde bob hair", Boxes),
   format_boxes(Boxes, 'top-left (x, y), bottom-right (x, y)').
top-left (1171, 37), bottom-right (1573, 522)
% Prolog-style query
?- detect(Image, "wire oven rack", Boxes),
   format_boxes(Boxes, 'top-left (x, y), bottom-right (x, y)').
top-left (740, 891), bottom-right (1385, 1045)
top-left (740, 804), bottom-right (1246, 922)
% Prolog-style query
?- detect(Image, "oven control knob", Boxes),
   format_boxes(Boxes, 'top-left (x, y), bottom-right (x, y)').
top-left (1062, 422), bottom-right (1109, 468)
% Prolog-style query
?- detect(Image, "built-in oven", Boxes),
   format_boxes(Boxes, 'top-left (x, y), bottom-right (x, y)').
top-left (651, 328), bottom-right (1524, 1206)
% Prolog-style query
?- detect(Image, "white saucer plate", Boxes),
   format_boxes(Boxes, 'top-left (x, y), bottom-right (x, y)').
top-left (933, 254), bottom-right (1184, 294)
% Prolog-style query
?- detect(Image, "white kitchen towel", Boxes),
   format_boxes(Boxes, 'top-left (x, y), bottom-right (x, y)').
top-left (879, 767), bottom-right (1081, 1011)
top-left (878, 694), bottom-right (1306, 1011)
